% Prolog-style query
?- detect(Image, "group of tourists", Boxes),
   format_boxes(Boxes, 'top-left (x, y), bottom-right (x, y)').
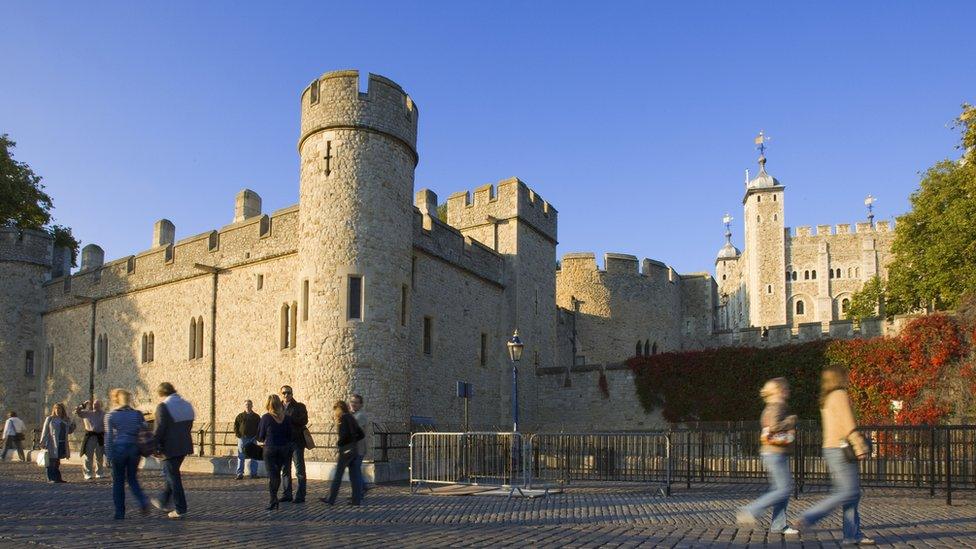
top-left (738, 364), bottom-right (875, 546)
top-left (1, 383), bottom-right (367, 519)
top-left (2, 363), bottom-right (874, 542)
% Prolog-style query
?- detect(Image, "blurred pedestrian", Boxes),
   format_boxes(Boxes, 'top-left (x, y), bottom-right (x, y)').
top-left (39, 403), bottom-right (75, 483)
top-left (150, 382), bottom-right (195, 519)
top-left (234, 399), bottom-right (260, 480)
top-left (319, 400), bottom-right (364, 506)
top-left (2, 411), bottom-right (27, 462)
top-left (279, 385), bottom-right (309, 503)
top-left (75, 399), bottom-right (106, 480)
top-left (257, 394), bottom-right (292, 510)
top-left (104, 389), bottom-right (149, 519)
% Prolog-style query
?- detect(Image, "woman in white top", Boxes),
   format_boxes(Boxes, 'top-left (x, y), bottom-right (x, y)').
top-left (2, 411), bottom-right (27, 462)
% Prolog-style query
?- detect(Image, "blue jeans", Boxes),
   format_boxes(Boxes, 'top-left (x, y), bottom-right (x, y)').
top-left (111, 443), bottom-right (146, 518)
top-left (743, 452), bottom-right (792, 532)
top-left (800, 448), bottom-right (864, 542)
top-left (351, 454), bottom-right (366, 496)
top-left (159, 455), bottom-right (188, 514)
top-left (281, 445), bottom-right (306, 501)
top-left (46, 457), bottom-right (62, 482)
top-left (326, 450), bottom-right (363, 504)
top-left (263, 444), bottom-right (291, 505)
top-left (237, 437), bottom-right (258, 476)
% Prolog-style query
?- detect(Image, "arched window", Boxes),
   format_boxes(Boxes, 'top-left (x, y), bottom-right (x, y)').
top-left (812, 270), bottom-right (817, 280)
top-left (148, 332), bottom-right (154, 363)
top-left (722, 274), bottom-right (727, 280)
top-left (829, 269), bottom-right (834, 279)
top-left (792, 271), bottom-right (797, 281)
top-left (757, 195), bottom-right (762, 202)
top-left (804, 271), bottom-right (809, 280)
top-left (635, 341), bottom-right (643, 357)
top-left (773, 194), bottom-right (777, 202)
top-left (836, 268), bottom-right (841, 278)
top-left (841, 298), bottom-right (850, 314)
top-left (847, 267), bottom-right (853, 278)
top-left (757, 215), bottom-right (761, 222)
top-left (651, 342), bottom-right (658, 355)
top-left (97, 334), bottom-right (109, 371)
top-left (644, 340), bottom-right (650, 356)
top-left (189, 318), bottom-right (197, 359)
top-left (142, 333), bottom-right (148, 363)
top-left (196, 316), bottom-right (204, 359)
top-left (855, 267), bottom-right (860, 277)
top-left (796, 300), bottom-right (805, 315)
top-left (786, 270), bottom-right (791, 281)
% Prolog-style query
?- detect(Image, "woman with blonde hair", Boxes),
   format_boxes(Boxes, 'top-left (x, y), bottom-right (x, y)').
top-left (319, 400), bottom-right (364, 506)
top-left (257, 393), bottom-right (292, 510)
top-left (797, 365), bottom-right (874, 546)
top-left (737, 377), bottom-right (798, 535)
top-left (39, 402), bottom-right (75, 483)
top-left (104, 388), bottom-right (149, 519)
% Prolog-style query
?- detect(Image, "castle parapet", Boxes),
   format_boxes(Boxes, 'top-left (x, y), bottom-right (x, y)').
top-left (605, 253), bottom-right (639, 275)
top-left (796, 321), bottom-right (822, 341)
top-left (828, 319), bottom-right (855, 338)
top-left (559, 252), bottom-right (597, 271)
top-left (412, 209), bottom-right (504, 286)
top-left (817, 224), bottom-right (833, 236)
top-left (446, 178), bottom-right (557, 243)
top-left (299, 70), bottom-right (419, 158)
top-left (859, 317), bottom-right (884, 337)
top-left (854, 222), bottom-right (873, 233)
top-left (795, 226), bottom-right (812, 237)
top-left (876, 221), bottom-right (891, 232)
top-left (836, 223), bottom-right (851, 235)
top-left (0, 226), bottom-right (53, 267)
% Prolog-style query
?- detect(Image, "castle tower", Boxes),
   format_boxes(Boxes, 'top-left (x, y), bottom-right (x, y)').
top-left (715, 213), bottom-right (744, 330)
top-left (742, 148), bottom-right (787, 327)
top-left (0, 227), bottom-right (54, 427)
top-left (296, 70), bottom-right (419, 426)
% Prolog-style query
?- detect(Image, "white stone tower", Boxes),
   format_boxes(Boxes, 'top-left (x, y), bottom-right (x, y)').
top-left (742, 147), bottom-right (787, 327)
top-left (296, 70), bottom-right (419, 426)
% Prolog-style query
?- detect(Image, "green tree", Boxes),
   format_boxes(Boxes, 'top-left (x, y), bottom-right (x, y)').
top-left (436, 202), bottom-right (447, 222)
top-left (885, 105), bottom-right (976, 313)
top-left (847, 275), bottom-right (885, 321)
top-left (0, 134), bottom-right (79, 265)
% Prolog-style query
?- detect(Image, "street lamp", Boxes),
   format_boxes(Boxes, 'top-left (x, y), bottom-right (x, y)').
top-left (506, 330), bottom-right (524, 432)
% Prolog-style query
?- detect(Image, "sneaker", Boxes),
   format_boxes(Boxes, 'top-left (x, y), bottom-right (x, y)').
top-left (84, 474), bottom-right (93, 480)
top-left (150, 498), bottom-right (173, 512)
top-left (235, 474), bottom-right (244, 480)
top-left (780, 527), bottom-right (800, 536)
top-left (735, 509), bottom-right (756, 527)
top-left (95, 474), bottom-right (105, 479)
top-left (167, 510), bottom-right (185, 519)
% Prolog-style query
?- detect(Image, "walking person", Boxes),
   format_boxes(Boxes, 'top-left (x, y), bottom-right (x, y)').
top-left (257, 394), bottom-right (292, 511)
top-left (2, 411), bottom-right (27, 462)
top-left (234, 399), bottom-right (261, 480)
top-left (104, 389), bottom-right (149, 519)
top-left (319, 400), bottom-right (364, 506)
top-left (39, 403), bottom-right (75, 483)
top-left (350, 394), bottom-right (369, 498)
top-left (737, 378), bottom-right (799, 535)
top-left (278, 385), bottom-right (308, 503)
top-left (797, 365), bottom-right (875, 546)
top-left (150, 382), bottom-right (195, 519)
top-left (75, 399), bottom-right (106, 480)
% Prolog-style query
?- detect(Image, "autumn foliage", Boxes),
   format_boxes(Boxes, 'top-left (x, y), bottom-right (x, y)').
top-left (628, 314), bottom-right (974, 424)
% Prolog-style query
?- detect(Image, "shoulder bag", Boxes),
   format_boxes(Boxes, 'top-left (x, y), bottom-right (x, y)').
top-left (302, 427), bottom-right (315, 450)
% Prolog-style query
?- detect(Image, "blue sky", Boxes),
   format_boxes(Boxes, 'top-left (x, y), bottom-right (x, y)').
top-left (1, 2), bottom-right (973, 274)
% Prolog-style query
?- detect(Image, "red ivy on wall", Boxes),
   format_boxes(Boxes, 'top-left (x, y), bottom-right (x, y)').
top-left (628, 314), bottom-right (970, 424)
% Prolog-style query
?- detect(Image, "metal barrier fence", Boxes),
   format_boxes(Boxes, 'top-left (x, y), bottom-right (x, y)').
top-left (528, 432), bottom-right (671, 494)
top-left (410, 432), bottom-right (527, 491)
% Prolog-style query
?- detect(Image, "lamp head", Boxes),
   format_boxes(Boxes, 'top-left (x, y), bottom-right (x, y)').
top-left (507, 330), bottom-right (524, 363)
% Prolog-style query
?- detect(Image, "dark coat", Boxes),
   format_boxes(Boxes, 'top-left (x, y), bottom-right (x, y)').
top-left (153, 394), bottom-right (195, 459)
top-left (336, 412), bottom-right (364, 450)
top-left (283, 400), bottom-right (309, 449)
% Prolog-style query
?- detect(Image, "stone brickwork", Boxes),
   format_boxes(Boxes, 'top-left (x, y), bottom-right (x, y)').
top-left (1, 69), bottom-right (901, 439)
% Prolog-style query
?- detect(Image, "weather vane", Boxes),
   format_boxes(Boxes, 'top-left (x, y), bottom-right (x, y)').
top-left (754, 130), bottom-right (771, 156)
top-left (722, 213), bottom-right (733, 243)
top-left (864, 195), bottom-right (877, 226)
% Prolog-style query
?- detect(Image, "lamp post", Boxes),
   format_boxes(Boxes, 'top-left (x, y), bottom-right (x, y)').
top-left (506, 330), bottom-right (524, 432)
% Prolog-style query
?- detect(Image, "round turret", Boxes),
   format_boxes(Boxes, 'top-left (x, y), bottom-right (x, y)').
top-left (295, 70), bottom-right (419, 426)
top-left (716, 241), bottom-right (741, 260)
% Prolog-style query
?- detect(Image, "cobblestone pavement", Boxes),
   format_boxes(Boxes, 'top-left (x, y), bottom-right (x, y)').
top-left (0, 461), bottom-right (973, 548)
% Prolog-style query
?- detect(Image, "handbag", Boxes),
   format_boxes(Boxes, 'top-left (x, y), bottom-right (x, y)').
top-left (302, 427), bottom-right (316, 450)
top-left (243, 441), bottom-right (264, 461)
top-left (841, 431), bottom-right (872, 463)
top-left (35, 449), bottom-right (50, 468)
top-left (14, 432), bottom-right (24, 442)
top-left (136, 425), bottom-right (156, 457)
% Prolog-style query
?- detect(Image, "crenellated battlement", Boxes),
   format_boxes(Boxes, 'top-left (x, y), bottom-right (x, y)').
top-left (0, 226), bottom-right (53, 267)
top-left (299, 69), bottom-right (419, 158)
top-left (412, 209), bottom-right (505, 286)
top-left (788, 219), bottom-right (896, 239)
top-left (445, 177), bottom-right (557, 242)
top-left (557, 252), bottom-right (676, 280)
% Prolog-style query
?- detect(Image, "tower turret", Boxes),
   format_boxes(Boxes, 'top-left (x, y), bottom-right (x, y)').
top-left (742, 133), bottom-right (787, 327)
top-left (296, 70), bottom-right (419, 426)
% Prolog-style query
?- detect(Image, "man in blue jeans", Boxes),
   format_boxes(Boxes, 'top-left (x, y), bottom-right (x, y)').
top-left (150, 382), bottom-right (195, 519)
top-left (234, 400), bottom-right (260, 480)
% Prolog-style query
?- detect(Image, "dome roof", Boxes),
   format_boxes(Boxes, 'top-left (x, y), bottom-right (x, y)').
top-left (717, 241), bottom-right (741, 260)
top-left (747, 155), bottom-right (780, 189)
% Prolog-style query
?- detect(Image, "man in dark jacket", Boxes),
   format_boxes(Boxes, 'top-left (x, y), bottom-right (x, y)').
top-left (151, 382), bottom-right (195, 519)
top-left (233, 399), bottom-right (260, 480)
top-left (279, 385), bottom-right (308, 503)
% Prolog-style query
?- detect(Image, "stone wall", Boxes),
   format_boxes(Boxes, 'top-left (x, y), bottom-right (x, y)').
top-left (535, 365), bottom-right (664, 431)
